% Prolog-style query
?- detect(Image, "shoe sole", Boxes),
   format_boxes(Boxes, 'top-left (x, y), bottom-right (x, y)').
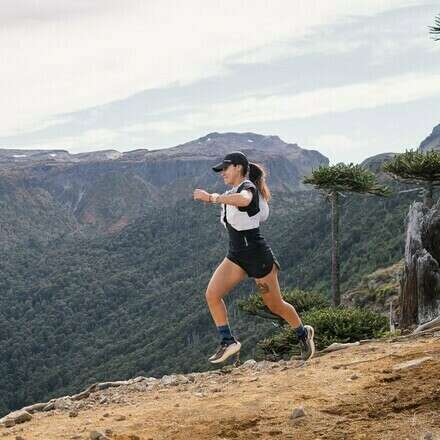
top-left (303, 325), bottom-right (315, 361)
top-left (209, 342), bottom-right (241, 364)
top-left (208, 339), bottom-right (239, 361)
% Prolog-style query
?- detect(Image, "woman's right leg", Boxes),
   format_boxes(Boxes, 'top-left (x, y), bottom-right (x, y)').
top-left (205, 257), bottom-right (247, 326)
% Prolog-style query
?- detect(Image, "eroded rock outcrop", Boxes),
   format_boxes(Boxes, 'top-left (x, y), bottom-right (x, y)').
top-left (400, 199), bottom-right (440, 328)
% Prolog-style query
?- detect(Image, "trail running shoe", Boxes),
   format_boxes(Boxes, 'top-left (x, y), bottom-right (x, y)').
top-left (298, 325), bottom-right (315, 361)
top-left (208, 339), bottom-right (241, 364)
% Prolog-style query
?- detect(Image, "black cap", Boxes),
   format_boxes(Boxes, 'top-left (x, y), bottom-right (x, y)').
top-left (212, 151), bottom-right (249, 172)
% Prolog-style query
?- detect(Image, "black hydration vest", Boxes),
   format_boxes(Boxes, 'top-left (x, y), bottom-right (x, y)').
top-left (223, 180), bottom-right (263, 250)
top-left (222, 180), bottom-right (260, 224)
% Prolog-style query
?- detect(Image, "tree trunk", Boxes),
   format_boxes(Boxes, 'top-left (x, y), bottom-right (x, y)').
top-left (423, 181), bottom-right (433, 209)
top-left (400, 199), bottom-right (440, 329)
top-left (331, 191), bottom-right (341, 306)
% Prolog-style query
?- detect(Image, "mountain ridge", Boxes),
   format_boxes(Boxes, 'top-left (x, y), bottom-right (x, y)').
top-left (0, 132), bottom-right (328, 243)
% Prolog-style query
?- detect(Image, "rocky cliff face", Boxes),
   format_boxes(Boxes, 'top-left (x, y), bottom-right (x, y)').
top-left (400, 199), bottom-right (440, 327)
top-left (419, 124), bottom-right (440, 152)
top-left (0, 132), bottom-right (328, 239)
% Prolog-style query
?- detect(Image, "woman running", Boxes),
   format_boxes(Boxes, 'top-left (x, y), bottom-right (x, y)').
top-left (193, 151), bottom-right (315, 364)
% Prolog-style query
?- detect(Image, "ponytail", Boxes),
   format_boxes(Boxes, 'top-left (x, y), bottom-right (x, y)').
top-left (248, 162), bottom-right (271, 201)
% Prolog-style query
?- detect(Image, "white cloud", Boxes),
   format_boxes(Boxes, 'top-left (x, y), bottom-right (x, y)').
top-left (123, 72), bottom-right (440, 134)
top-left (0, 0), bottom-right (427, 137)
top-left (228, 36), bottom-right (365, 65)
top-left (28, 128), bottom-right (121, 153)
top-left (305, 133), bottom-right (380, 164)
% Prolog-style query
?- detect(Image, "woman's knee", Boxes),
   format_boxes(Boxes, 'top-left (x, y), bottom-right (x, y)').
top-left (205, 287), bottom-right (224, 303)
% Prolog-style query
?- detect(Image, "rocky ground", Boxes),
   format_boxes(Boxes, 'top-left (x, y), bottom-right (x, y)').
top-left (1, 331), bottom-right (439, 440)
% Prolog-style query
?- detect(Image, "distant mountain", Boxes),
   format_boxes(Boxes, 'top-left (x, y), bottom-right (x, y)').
top-left (0, 132), bottom-right (328, 244)
top-left (0, 148), bottom-right (123, 168)
top-left (0, 132), bottom-right (325, 170)
top-left (419, 123), bottom-right (440, 152)
top-left (360, 152), bottom-right (397, 177)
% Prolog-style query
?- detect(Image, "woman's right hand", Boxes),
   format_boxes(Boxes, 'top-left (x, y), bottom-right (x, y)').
top-left (193, 189), bottom-right (210, 202)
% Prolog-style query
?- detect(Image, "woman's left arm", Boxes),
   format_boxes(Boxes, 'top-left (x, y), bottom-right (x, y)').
top-left (193, 188), bottom-right (251, 207)
top-left (215, 191), bottom-right (252, 207)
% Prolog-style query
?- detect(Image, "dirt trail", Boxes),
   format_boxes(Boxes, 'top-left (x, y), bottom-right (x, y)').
top-left (2, 334), bottom-right (439, 440)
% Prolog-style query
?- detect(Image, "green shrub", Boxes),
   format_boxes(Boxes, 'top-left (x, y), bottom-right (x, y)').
top-left (237, 288), bottom-right (330, 321)
top-left (374, 283), bottom-right (396, 301)
top-left (258, 306), bottom-right (388, 358)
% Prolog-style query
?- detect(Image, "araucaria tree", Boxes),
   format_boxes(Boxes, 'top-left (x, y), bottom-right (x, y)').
top-left (382, 149), bottom-right (440, 209)
top-left (303, 163), bottom-right (390, 306)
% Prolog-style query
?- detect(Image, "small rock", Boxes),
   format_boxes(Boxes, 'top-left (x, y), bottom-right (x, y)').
top-left (43, 402), bottom-right (55, 412)
top-left (0, 411), bottom-right (32, 426)
top-left (160, 375), bottom-right (179, 386)
top-left (132, 383), bottom-right (149, 392)
top-left (15, 436), bottom-right (26, 440)
top-left (114, 415), bottom-right (126, 421)
top-left (350, 374), bottom-right (359, 380)
top-left (104, 429), bottom-right (113, 436)
top-left (103, 413), bottom-right (110, 418)
top-left (22, 402), bottom-right (48, 414)
top-left (54, 397), bottom-right (73, 410)
top-left (423, 433), bottom-right (433, 440)
top-left (99, 397), bottom-right (107, 404)
top-left (69, 410), bottom-right (79, 418)
top-left (290, 406), bottom-right (306, 419)
top-left (241, 359), bottom-right (257, 369)
top-left (89, 431), bottom-right (108, 440)
top-left (255, 360), bottom-right (274, 371)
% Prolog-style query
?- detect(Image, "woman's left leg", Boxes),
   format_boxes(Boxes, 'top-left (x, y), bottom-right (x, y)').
top-left (254, 264), bottom-right (301, 327)
top-left (254, 264), bottom-right (315, 360)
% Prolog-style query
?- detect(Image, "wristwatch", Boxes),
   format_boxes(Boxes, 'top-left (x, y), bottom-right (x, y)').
top-left (210, 193), bottom-right (220, 204)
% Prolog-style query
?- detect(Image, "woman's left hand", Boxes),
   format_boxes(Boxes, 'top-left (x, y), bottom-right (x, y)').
top-left (193, 189), bottom-right (210, 202)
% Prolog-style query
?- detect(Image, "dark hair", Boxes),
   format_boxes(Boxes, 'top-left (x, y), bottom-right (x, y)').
top-left (241, 162), bottom-right (271, 201)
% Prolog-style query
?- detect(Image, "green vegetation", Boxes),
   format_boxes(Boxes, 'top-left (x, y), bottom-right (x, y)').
top-left (237, 288), bottom-right (330, 323)
top-left (239, 288), bottom-right (388, 358)
top-left (0, 183), bottom-right (421, 416)
top-left (257, 306), bottom-right (388, 358)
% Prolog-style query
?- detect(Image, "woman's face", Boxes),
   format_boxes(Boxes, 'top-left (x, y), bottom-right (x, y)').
top-left (220, 164), bottom-right (242, 185)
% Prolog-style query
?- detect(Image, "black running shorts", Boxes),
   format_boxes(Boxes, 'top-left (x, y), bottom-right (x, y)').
top-left (226, 241), bottom-right (281, 279)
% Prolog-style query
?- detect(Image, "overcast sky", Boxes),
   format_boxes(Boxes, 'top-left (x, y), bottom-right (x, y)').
top-left (1, 1), bottom-right (439, 163)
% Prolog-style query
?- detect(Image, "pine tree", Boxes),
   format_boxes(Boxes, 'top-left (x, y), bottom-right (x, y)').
top-left (303, 163), bottom-right (390, 306)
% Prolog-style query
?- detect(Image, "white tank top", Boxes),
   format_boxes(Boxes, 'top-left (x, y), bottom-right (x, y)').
top-left (220, 179), bottom-right (269, 231)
